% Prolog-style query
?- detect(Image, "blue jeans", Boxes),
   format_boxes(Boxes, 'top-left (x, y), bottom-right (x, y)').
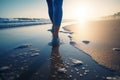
top-left (46, 0), bottom-right (63, 27)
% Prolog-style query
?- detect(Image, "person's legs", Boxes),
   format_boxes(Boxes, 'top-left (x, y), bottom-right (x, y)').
top-left (46, 0), bottom-right (53, 23)
top-left (46, 0), bottom-right (63, 43)
top-left (46, 0), bottom-right (54, 33)
top-left (53, 0), bottom-right (63, 38)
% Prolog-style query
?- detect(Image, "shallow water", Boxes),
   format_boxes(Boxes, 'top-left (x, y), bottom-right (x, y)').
top-left (0, 23), bottom-right (119, 80)
top-left (64, 19), bottom-right (120, 73)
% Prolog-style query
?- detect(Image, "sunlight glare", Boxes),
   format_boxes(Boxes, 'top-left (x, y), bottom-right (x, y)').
top-left (74, 4), bottom-right (90, 24)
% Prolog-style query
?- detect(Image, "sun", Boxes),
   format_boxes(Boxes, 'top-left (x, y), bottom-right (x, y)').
top-left (73, 4), bottom-right (90, 23)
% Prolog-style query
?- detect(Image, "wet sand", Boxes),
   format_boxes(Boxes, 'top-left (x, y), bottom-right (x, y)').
top-left (0, 23), bottom-right (120, 80)
top-left (64, 19), bottom-right (120, 72)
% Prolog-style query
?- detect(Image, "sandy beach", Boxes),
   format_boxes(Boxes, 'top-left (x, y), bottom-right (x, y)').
top-left (64, 19), bottom-right (120, 73)
top-left (0, 22), bottom-right (120, 80)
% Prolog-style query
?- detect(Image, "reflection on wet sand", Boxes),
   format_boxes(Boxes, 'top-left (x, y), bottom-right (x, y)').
top-left (64, 19), bottom-right (120, 72)
top-left (49, 44), bottom-right (67, 80)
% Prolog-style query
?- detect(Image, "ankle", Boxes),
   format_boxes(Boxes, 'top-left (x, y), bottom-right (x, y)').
top-left (53, 33), bottom-right (59, 38)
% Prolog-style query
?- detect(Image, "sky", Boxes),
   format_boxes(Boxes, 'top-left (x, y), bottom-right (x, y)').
top-left (0, 0), bottom-right (120, 20)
